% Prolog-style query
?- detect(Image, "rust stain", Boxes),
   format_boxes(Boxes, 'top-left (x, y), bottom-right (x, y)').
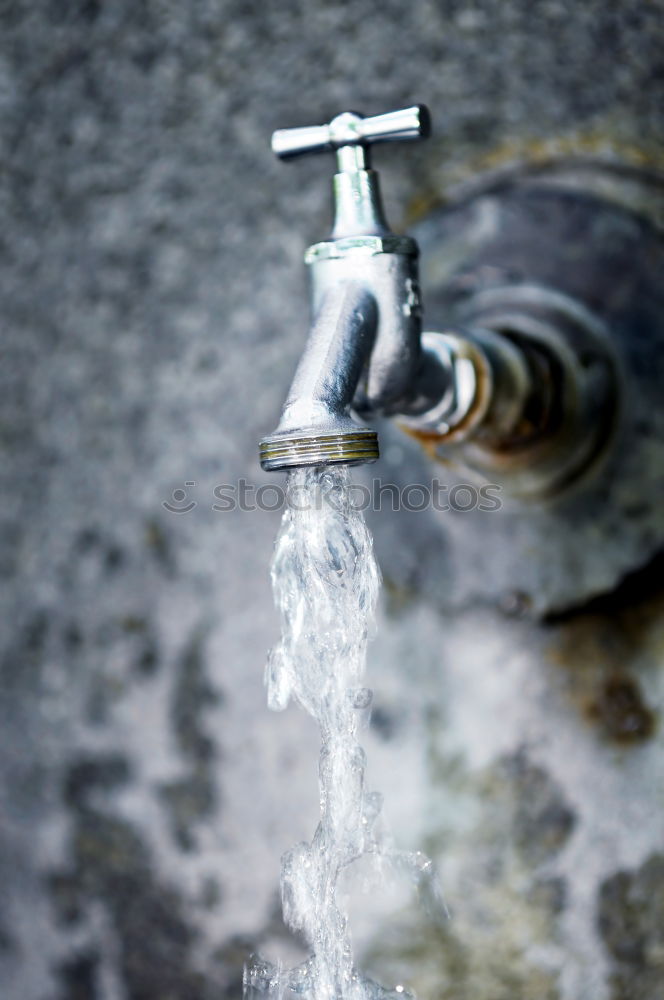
top-left (404, 121), bottom-right (664, 227)
top-left (586, 674), bottom-right (655, 743)
top-left (547, 621), bottom-right (656, 744)
top-left (397, 422), bottom-right (452, 465)
top-left (467, 128), bottom-right (664, 178)
top-left (545, 555), bottom-right (664, 745)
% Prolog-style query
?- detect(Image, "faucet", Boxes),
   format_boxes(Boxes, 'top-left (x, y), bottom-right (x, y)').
top-left (259, 105), bottom-right (616, 495)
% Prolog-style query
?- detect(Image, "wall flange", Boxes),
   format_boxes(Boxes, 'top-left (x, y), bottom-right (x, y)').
top-left (370, 164), bottom-right (664, 616)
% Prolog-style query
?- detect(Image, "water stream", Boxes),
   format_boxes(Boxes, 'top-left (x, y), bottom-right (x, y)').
top-left (244, 466), bottom-right (442, 1000)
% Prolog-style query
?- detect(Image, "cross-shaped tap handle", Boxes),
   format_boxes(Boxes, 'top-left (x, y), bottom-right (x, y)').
top-left (272, 105), bottom-right (430, 162)
top-left (272, 105), bottom-right (430, 237)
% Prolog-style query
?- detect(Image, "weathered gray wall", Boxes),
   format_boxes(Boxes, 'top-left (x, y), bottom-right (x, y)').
top-left (1, 2), bottom-right (663, 999)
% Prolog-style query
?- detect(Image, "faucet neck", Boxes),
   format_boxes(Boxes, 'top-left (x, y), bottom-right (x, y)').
top-left (331, 144), bottom-right (391, 238)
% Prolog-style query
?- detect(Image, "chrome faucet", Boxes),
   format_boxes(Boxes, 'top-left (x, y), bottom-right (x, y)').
top-left (259, 105), bottom-right (616, 494)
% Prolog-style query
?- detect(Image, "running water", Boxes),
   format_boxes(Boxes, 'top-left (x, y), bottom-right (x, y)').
top-left (244, 466), bottom-right (443, 1000)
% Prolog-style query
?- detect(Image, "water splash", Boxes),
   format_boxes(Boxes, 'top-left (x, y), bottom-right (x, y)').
top-left (245, 467), bottom-right (443, 1000)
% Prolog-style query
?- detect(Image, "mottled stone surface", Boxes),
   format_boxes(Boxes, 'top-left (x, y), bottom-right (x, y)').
top-left (598, 854), bottom-right (664, 1000)
top-left (1, 2), bottom-right (663, 999)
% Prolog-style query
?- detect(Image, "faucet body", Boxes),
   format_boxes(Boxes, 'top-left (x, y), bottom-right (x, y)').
top-left (307, 238), bottom-right (423, 413)
top-left (260, 108), bottom-right (442, 471)
top-left (259, 106), bottom-right (616, 496)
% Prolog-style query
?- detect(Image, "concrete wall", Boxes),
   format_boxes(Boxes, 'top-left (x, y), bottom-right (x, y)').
top-left (1, 2), bottom-right (663, 998)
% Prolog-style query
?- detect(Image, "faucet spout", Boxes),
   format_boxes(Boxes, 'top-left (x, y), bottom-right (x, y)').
top-left (259, 282), bottom-right (379, 471)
